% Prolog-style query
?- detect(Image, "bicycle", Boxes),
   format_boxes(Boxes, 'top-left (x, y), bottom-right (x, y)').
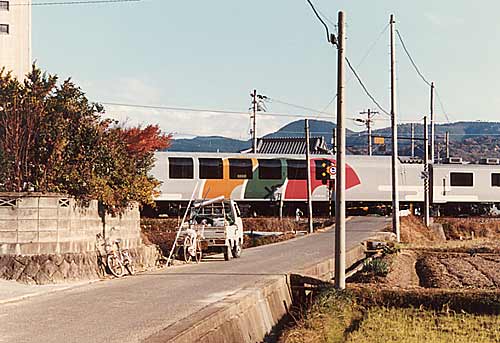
top-left (97, 233), bottom-right (135, 277)
top-left (183, 233), bottom-right (202, 264)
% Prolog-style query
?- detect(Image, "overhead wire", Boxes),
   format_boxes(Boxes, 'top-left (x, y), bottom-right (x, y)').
top-left (305, 0), bottom-right (332, 43)
top-left (345, 57), bottom-right (390, 116)
top-left (396, 29), bottom-right (451, 123)
top-left (101, 101), bottom-right (343, 120)
top-left (12, 0), bottom-right (140, 5)
top-left (395, 29), bottom-right (431, 87)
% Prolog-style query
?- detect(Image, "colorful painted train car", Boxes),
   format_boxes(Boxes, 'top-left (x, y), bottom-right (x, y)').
top-left (150, 152), bottom-right (425, 215)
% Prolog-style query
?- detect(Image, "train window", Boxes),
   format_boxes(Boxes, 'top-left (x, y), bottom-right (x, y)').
top-left (168, 157), bottom-right (194, 179)
top-left (492, 173), bottom-right (500, 187)
top-left (258, 159), bottom-right (282, 179)
top-left (450, 172), bottom-right (473, 187)
top-left (199, 158), bottom-right (223, 179)
top-left (287, 160), bottom-right (307, 180)
top-left (229, 159), bottom-right (253, 179)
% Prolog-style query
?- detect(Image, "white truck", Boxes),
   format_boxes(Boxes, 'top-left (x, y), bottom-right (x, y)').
top-left (177, 197), bottom-right (244, 262)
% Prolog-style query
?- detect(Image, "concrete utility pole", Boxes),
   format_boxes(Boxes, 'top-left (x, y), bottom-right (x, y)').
top-left (390, 14), bottom-right (401, 242)
top-left (305, 119), bottom-right (314, 234)
top-left (335, 11), bottom-right (346, 290)
top-left (358, 109), bottom-right (378, 156)
top-left (251, 89), bottom-right (258, 153)
top-left (423, 116), bottom-right (430, 227)
top-left (410, 123), bottom-right (415, 157)
top-left (445, 131), bottom-right (450, 159)
top-left (430, 82), bottom-right (435, 163)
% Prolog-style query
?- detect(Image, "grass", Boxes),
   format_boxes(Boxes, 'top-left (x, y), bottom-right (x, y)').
top-left (280, 288), bottom-right (500, 343)
top-left (346, 307), bottom-right (500, 343)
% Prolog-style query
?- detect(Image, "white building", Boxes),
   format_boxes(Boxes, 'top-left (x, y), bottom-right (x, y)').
top-left (0, 0), bottom-right (31, 80)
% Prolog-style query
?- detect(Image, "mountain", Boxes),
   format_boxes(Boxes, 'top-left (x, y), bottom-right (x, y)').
top-left (169, 136), bottom-right (250, 152)
top-left (168, 119), bottom-right (344, 152)
top-left (167, 120), bottom-right (500, 162)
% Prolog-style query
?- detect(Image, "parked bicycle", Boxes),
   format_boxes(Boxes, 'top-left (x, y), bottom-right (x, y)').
top-left (96, 233), bottom-right (135, 277)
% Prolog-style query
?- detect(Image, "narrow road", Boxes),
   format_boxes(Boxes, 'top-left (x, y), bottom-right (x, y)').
top-left (0, 216), bottom-right (389, 343)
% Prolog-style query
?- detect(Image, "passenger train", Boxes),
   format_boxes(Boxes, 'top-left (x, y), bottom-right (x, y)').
top-left (147, 152), bottom-right (500, 216)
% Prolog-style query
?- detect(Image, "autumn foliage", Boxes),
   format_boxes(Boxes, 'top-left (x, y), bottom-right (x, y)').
top-left (0, 66), bottom-right (170, 212)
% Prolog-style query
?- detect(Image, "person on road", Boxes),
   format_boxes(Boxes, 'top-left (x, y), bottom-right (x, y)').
top-left (295, 208), bottom-right (303, 222)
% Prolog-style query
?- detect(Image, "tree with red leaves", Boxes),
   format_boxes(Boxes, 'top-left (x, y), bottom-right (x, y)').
top-left (0, 66), bottom-right (171, 212)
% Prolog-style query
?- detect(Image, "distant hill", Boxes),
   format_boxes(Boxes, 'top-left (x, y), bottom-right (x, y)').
top-left (167, 120), bottom-right (500, 162)
top-left (168, 119), bottom-right (343, 153)
top-left (169, 136), bottom-right (250, 152)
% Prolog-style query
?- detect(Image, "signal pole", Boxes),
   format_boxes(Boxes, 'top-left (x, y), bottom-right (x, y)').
top-left (335, 11), bottom-right (346, 290)
top-left (445, 131), bottom-right (450, 159)
top-left (430, 82), bottom-right (435, 163)
top-left (390, 14), bottom-right (401, 242)
top-left (423, 116), bottom-right (430, 227)
top-left (305, 119), bottom-right (314, 234)
top-left (358, 109), bottom-right (378, 156)
top-left (251, 89), bottom-right (258, 153)
top-left (410, 123), bottom-right (415, 157)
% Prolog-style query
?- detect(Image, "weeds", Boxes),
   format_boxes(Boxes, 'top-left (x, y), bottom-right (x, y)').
top-left (363, 259), bottom-right (389, 277)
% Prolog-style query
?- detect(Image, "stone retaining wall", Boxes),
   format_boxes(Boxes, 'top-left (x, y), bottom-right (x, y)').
top-left (0, 244), bottom-right (160, 285)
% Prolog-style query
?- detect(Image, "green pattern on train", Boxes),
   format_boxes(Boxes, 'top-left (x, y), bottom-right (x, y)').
top-left (244, 159), bottom-right (287, 199)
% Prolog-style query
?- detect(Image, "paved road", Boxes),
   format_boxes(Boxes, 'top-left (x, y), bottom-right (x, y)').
top-left (0, 216), bottom-right (389, 343)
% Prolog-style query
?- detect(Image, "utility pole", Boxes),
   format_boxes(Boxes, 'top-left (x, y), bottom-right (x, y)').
top-left (335, 11), bottom-right (346, 290)
top-left (390, 14), bottom-right (400, 242)
top-left (331, 128), bottom-right (336, 154)
top-left (423, 116), bottom-right (430, 227)
top-left (411, 123), bottom-right (416, 157)
top-left (358, 109), bottom-right (378, 156)
top-left (430, 82), bottom-right (435, 163)
top-left (445, 131), bottom-right (450, 159)
top-left (305, 119), bottom-right (314, 234)
top-left (251, 89), bottom-right (258, 153)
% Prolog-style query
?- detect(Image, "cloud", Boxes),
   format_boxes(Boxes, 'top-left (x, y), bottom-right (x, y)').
top-left (79, 76), bottom-right (296, 140)
top-left (425, 13), bottom-right (464, 27)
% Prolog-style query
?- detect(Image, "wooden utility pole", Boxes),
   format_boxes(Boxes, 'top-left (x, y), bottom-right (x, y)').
top-left (390, 14), bottom-right (400, 242)
top-left (305, 119), bottom-right (314, 234)
top-left (410, 123), bottom-right (415, 157)
top-left (251, 89), bottom-right (258, 153)
top-left (359, 109), bottom-right (378, 156)
top-left (430, 82), bottom-right (435, 163)
top-left (423, 116), bottom-right (430, 227)
top-left (335, 11), bottom-right (346, 290)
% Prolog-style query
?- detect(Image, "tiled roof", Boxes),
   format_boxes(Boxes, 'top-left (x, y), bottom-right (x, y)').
top-left (242, 136), bottom-right (331, 154)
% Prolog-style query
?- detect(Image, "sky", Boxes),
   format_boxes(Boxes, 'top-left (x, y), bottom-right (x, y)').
top-left (31, 0), bottom-right (500, 139)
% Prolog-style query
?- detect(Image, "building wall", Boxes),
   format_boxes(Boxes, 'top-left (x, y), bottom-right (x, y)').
top-left (0, 0), bottom-right (32, 79)
top-left (0, 193), bottom-right (142, 255)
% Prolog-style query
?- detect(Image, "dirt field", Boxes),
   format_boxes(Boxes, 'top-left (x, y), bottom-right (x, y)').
top-left (279, 216), bottom-right (500, 342)
top-left (417, 252), bottom-right (500, 289)
top-left (141, 217), bottom-right (333, 255)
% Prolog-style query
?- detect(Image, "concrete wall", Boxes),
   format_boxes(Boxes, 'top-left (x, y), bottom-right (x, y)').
top-left (0, 193), bottom-right (142, 255)
top-left (0, 0), bottom-right (31, 79)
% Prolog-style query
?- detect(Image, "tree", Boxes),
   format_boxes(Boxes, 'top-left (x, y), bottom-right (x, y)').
top-left (0, 65), bottom-right (170, 212)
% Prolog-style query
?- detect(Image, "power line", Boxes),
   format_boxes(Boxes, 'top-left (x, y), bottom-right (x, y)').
top-left (395, 29), bottom-right (431, 86)
top-left (434, 88), bottom-right (450, 123)
top-left (266, 97), bottom-right (332, 117)
top-left (305, 0), bottom-right (333, 43)
top-left (101, 101), bottom-right (338, 120)
top-left (344, 57), bottom-right (390, 116)
top-left (12, 0), bottom-right (140, 6)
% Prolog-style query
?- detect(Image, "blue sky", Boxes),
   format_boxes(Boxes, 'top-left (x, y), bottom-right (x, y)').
top-left (32, 0), bottom-right (499, 139)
